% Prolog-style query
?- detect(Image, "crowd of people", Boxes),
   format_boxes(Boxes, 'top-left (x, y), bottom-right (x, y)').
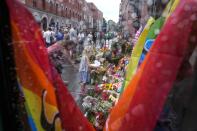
top-left (43, 25), bottom-right (132, 76)
top-left (43, 26), bottom-right (96, 73)
top-left (2, 0), bottom-right (197, 130)
top-left (42, 24), bottom-right (136, 130)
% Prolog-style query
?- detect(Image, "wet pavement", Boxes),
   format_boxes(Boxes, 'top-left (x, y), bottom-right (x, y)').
top-left (60, 58), bottom-right (85, 110)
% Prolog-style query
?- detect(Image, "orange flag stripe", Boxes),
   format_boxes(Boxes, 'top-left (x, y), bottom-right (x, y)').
top-left (12, 22), bottom-right (57, 106)
top-left (104, 53), bottom-right (150, 131)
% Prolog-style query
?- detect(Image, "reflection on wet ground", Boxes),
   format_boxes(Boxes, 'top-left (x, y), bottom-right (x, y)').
top-left (61, 59), bottom-right (85, 111)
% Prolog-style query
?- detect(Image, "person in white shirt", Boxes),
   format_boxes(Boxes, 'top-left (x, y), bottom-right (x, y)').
top-left (78, 32), bottom-right (85, 43)
top-left (69, 27), bottom-right (77, 44)
top-left (78, 32), bottom-right (85, 54)
top-left (43, 27), bottom-right (55, 47)
top-left (87, 32), bottom-right (93, 41)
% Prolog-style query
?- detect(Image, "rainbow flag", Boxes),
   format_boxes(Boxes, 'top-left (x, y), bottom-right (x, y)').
top-left (6, 0), bottom-right (94, 130)
top-left (123, 0), bottom-right (180, 91)
top-left (105, 0), bottom-right (187, 131)
top-left (0, 0), bottom-right (31, 130)
top-left (2, 0), bottom-right (185, 131)
top-left (163, 0), bottom-right (180, 21)
top-left (138, 17), bottom-right (165, 66)
top-left (138, 0), bottom-right (180, 66)
top-left (104, 17), bottom-right (155, 131)
top-left (117, 0), bottom-right (197, 130)
top-left (123, 17), bottom-right (155, 90)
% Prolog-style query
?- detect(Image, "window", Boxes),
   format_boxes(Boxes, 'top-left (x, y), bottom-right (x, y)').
top-left (65, 8), bottom-right (68, 17)
top-left (42, 0), bottom-right (46, 10)
top-left (56, 4), bottom-right (58, 14)
top-left (33, 0), bottom-right (36, 7)
top-left (61, 6), bottom-right (64, 16)
top-left (50, 1), bottom-right (53, 11)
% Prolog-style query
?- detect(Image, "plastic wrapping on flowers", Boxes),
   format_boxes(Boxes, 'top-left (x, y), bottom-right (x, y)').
top-left (81, 55), bottom-right (129, 130)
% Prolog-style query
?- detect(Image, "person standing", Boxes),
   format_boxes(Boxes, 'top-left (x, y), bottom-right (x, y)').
top-left (88, 32), bottom-right (93, 41)
top-left (63, 29), bottom-right (70, 41)
top-left (69, 27), bottom-right (77, 44)
top-left (92, 31), bottom-right (97, 46)
top-left (79, 49), bottom-right (90, 91)
top-left (55, 29), bottom-right (64, 41)
top-left (69, 27), bottom-right (78, 59)
top-left (78, 31), bottom-right (85, 55)
top-left (43, 27), bottom-right (54, 47)
top-left (78, 31), bottom-right (85, 44)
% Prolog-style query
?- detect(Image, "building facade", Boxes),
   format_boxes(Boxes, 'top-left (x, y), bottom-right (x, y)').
top-left (119, 0), bottom-right (169, 37)
top-left (82, 0), bottom-right (94, 30)
top-left (18, 0), bottom-right (103, 32)
top-left (88, 2), bottom-right (103, 32)
top-left (107, 20), bottom-right (117, 32)
top-left (97, 10), bottom-right (103, 32)
top-left (119, 0), bottom-right (149, 37)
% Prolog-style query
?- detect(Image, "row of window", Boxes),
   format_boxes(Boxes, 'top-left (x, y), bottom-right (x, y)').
top-left (31, 0), bottom-right (83, 20)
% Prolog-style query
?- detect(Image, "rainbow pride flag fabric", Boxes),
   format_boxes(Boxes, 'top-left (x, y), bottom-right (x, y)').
top-left (123, 17), bottom-right (155, 90)
top-left (105, 0), bottom-right (197, 130)
top-left (4, 0), bottom-right (196, 131)
top-left (6, 0), bottom-right (94, 130)
top-left (138, 17), bottom-right (165, 66)
top-left (123, 0), bottom-right (180, 91)
top-left (138, 0), bottom-right (180, 66)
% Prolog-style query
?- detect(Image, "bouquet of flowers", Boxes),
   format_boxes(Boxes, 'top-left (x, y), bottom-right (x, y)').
top-left (82, 95), bottom-right (113, 130)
